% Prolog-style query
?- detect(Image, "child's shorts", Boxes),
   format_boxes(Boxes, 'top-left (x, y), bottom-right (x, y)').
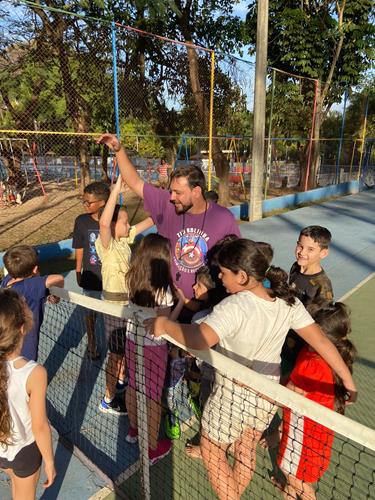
top-left (126, 339), bottom-right (168, 402)
top-left (201, 373), bottom-right (277, 444)
top-left (0, 441), bottom-right (42, 478)
top-left (103, 314), bottom-right (127, 355)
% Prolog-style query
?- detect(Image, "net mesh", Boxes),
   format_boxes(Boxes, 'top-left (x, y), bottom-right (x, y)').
top-left (40, 287), bottom-right (375, 499)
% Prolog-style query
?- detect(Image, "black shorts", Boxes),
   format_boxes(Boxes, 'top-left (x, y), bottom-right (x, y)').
top-left (103, 314), bottom-right (127, 355)
top-left (0, 441), bottom-right (42, 478)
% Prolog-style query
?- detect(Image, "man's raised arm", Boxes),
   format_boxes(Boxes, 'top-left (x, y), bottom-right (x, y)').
top-left (96, 133), bottom-right (144, 199)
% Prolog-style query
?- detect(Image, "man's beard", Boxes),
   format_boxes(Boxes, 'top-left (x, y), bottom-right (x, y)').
top-left (171, 201), bottom-right (193, 214)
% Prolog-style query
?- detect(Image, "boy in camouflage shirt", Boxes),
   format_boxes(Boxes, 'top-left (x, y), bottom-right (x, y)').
top-left (281, 225), bottom-right (333, 375)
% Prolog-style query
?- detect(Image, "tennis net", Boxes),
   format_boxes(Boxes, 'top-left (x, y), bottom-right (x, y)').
top-left (39, 286), bottom-right (375, 499)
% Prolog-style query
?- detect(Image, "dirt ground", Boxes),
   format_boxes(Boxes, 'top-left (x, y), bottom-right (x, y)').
top-left (0, 179), bottom-right (294, 253)
top-left (0, 180), bottom-right (149, 252)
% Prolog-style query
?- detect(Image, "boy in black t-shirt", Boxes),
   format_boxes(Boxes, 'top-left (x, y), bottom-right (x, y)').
top-left (289, 225), bottom-right (333, 303)
top-left (281, 225), bottom-right (333, 376)
top-left (73, 181), bottom-right (110, 359)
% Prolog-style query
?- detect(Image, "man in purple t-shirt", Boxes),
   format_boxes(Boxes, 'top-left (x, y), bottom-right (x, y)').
top-left (97, 134), bottom-right (241, 299)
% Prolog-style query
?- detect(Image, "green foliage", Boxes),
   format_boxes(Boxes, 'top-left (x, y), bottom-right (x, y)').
top-left (246, 1), bottom-right (374, 109)
top-left (121, 117), bottom-right (164, 157)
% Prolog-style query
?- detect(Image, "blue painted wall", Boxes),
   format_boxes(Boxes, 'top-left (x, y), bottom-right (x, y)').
top-left (0, 180), bottom-right (361, 269)
top-left (229, 180), bottom-right (360, 219)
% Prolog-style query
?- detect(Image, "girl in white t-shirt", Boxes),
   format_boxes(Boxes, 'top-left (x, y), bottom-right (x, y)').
top-left (148, 238), bottom-right (357, 499)
top-left (0, 289), bottom-right (55, 499)
top-left (124, 234), bottom-right (184, 465)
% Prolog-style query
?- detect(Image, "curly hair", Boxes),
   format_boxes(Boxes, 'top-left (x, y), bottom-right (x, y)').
top-left (0, 289), bottom-right (33, 448)
top-left (307, 300), bottom-right (357, 414)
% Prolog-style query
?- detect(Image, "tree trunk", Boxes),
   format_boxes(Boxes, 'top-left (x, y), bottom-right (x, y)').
top-left (309, 83), bottom-right (322, 190)
top-left (31, 6), bottom-right (92, 188)
top-left (186, 47), bottom-right (230, 205)
top-left (298, 141), bottom-right (309, 190)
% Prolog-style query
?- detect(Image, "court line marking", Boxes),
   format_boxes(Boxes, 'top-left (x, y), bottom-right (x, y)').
top-left (88, 487), bottom-right (113, 500)
top-left (339, 272), bottom-right (375, 302)
top-left (88, 461), bottom-right (140, 499)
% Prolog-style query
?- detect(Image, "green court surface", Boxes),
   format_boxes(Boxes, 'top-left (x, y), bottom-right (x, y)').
top-left (103, 276), bottom-right (375, 500)
top-left (341, 274), bottom-right (375, 429)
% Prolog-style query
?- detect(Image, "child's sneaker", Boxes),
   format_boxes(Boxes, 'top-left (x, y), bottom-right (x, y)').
top-left (99, 397), bottom-right (127, 415)
top-left (115, 379), bottom-right (127, 395)
top-left (149, 439), bottom-right (172, 466)
top-left (164, 411), bottom-right (181, 440)
top-left (125, 426), bottom-right (138, 444)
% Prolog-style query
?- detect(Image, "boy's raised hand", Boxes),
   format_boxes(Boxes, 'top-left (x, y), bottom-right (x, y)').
top-left (96, 133), bottom-right (121, 152)
top-left (112, 174), bottom-right (123, 192)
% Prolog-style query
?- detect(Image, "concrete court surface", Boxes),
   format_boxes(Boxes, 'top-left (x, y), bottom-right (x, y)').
top-left (0, 188), bottom-right (374, 499)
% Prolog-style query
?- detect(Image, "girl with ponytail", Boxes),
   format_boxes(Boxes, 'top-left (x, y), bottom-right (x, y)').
top-left (147, 238), bottom-right (357, 499)
top-left (277, 301), bottom-right (357, 499)
top-left (0, 289), bottom-right (55, 498)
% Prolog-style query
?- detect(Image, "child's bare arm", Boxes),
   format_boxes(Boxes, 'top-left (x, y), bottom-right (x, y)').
top-left (169, 288), bottom-right (185, 321)
top-left (286, 380), bottom-right (308, 397)
top-left (296, 323), bottom-right (357, 402)
top-left (146, 316), bottom-right (219, 350)
top-left (96, 134), bottom-right (144, 199)
top-left (183, 298), bottom-right (201, 312)
top-left (99, 175), bottom-right (122, 249)
top-left (27, 365), bottom-right (56, 488)
top-left (75, 248), bottom-right (83, 286)
top-left (45, 274), bottom-right (64, 289)
top-left (171, 287), bottom-right (200, 312)
top-left (45, 274), bottom-right (64, 304)
top-left (156, 306), bottom-right (171, 318)
top-left (134, 216), bottom-right (154, 236)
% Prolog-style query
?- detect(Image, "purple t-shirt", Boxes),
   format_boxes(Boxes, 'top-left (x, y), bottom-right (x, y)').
top-left (143, 183), bottom-right (241, 298)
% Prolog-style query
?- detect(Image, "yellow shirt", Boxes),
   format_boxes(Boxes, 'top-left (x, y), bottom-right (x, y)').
top-left (95, 226), bottom-right (136, 303)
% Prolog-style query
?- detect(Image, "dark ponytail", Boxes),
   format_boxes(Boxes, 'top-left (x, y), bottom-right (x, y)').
top-left (265, 266), bottom-right (297, 306)
top-left (307, 300), bottom-right (357, 414)
top-left (218, 238), bottom-right (296, 306)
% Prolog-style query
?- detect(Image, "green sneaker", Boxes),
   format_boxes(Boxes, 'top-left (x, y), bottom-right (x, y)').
top-left (188, 395), bottom-right (202, 419)
top-left (164, 411), bottom-right (181, 440)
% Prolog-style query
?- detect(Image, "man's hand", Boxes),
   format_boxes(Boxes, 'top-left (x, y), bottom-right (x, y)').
top-left (96, 133), bottom-right (122, 152)
top-left (144, 316), bottom-right (168, 338)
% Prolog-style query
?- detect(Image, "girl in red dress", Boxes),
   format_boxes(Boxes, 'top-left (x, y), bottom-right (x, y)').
top-left (277, 301), bottom-right (357, 499)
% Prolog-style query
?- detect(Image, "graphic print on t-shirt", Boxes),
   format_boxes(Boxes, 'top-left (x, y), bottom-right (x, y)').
top-left (88, 230), bottom-right (101, 266)
top-left (174, 227), bottom-right (209, 274)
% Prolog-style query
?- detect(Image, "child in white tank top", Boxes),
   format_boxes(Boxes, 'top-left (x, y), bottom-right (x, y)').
top-left (0, 289), bottom-right (55, 499)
